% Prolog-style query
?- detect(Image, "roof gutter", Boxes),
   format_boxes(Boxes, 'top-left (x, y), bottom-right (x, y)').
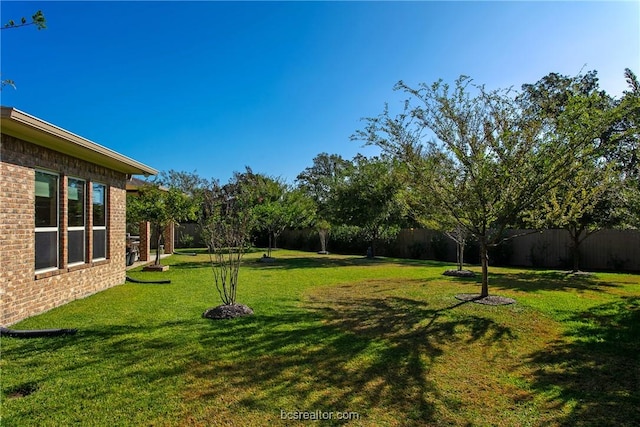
top-left (1, 107), bottom-right (158, 176)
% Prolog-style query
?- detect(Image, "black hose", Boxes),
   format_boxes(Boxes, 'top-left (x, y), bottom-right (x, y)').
top-left (126, 276), bottom-right (171, 284)
top-left (174, 251), bottom-right (197, 256)
top-left (1, 327), bottom-right (77, 338)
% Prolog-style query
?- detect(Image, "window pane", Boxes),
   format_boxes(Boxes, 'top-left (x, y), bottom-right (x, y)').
top-left (35, 172), bottom-right (58, 227)
top-left (93, 229), bottom-right (106, 259)
top-left (93, 184), bottom-right (106, 226)
top-left (68, 229), bottom-right (85, 264)
top-left (36, 231), bottom-right (58, 270)
top-left (68, 179), bottom-right (85, 227)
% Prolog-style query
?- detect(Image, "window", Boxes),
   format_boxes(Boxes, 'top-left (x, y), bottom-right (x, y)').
top-left (35, 171), bottom-right (59, 272)
top-left (92, 183), bottom-right (107, 260)
top-left (68, 178), bottom-right (86, 265)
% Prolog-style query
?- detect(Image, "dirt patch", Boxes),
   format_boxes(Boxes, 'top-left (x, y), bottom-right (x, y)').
top-left (5, 382), bottom-right (38, 399)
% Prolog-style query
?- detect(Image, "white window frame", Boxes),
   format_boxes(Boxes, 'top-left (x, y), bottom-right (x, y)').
top-left (35, 170), bottom-right (59, 274)
top-left (67, 177), bottom-right (86, 267)
top-left (92, 182), bottom-right (107, 261)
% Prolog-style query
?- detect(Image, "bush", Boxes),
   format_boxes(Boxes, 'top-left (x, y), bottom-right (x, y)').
top-left (179, 233), bottom-right (195, 248)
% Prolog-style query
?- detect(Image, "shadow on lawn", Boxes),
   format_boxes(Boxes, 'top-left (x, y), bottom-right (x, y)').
top-left (188, 294), bottom-right (513, 425)
top-left (166, 252), bottom-right (452, 273)
top-left (524, 296), bottom-right (640, 426)
top-left (478, 270), bottom-right (621, 293)
top-left (242, 255), bottom-right (449, 271)
top-left (2, 322), bottom-right (191, 375)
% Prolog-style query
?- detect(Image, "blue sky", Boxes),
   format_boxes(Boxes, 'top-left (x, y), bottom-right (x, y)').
top-left (2, 1), bottom-right (638, 183)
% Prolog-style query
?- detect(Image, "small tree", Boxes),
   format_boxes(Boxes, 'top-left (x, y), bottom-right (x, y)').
top-left (399, 162), bottom-right (471, 271)
top-left (356, 76), bottom-right (607, 298)
top-left (200, 170), bottom-right (258, 306)
top-left (250, 176), bottom-right (313, 258)
top-left (296, 153), bottom-right (351, 253)
top-left (127, 184), bottom-right (197, 267)
top-left (315, 218), bottom-right (331, 253)
top-left (526, 161), bottom-right (623, 272)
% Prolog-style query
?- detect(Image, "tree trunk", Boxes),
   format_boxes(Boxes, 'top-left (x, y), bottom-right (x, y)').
top-left (571, 229), bottom-right (582, 273)
top-left (370, 229), bottom-right (378, 258)
top-left (480, 240), bottom-right (489, 297)
top-left (457, 241), bottom-right (466, 271)
top-left (155, 224), bottom-right (163, 265)
top-left (267, 232), bottom-right (272, 258)
top-left (319, 229), bottom-right (327, 252)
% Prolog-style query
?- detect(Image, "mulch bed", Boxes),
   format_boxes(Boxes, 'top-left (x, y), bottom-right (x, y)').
top-left (203, 304), bottom-right (254, 320)
top-left (455, 294), bottom-right (516, 305)
top-left (443, 269), bottom-right (476, 277)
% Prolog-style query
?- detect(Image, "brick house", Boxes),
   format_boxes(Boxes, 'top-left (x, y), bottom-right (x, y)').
top-left (1, 107), bottom-right (157, 326)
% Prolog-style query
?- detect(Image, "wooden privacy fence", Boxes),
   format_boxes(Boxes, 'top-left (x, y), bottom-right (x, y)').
top-left (170, 223), bottom-right (640, 272)
top-left (392, 228), bottom-right (640, 272)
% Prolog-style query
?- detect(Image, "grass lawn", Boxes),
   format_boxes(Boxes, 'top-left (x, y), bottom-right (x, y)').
top-left (2, 250), bottom-right (639, 426)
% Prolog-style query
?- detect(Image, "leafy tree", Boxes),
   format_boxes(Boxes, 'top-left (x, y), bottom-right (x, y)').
top-left (155, 169), bottom-right (208, 198)
top-left (609, 69), bottom-right (640, 228)
top-left (356, 76), bottom-right (605, 297)
top-left (529, 162), bottom-right (623, 271)
top-left (200, 168), bottom-right (259, 305)
top-left (1, 10), bottom-right (46, 90)
top-left (520, 70), bottom-right (630, 270)
top-left (253, 178), bottom-right (315, 257)
top-left (397, 151), bottom-right (472, 270)
top-left (296, 153), bottom-right (352, 252)
top-left (330, 155), bottom-right (405, 257)
top-left (127, 184), bottom-right (198, 266)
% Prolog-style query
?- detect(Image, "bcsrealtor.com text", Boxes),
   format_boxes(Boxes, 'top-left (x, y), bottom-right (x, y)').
top-left (280, 410), bottom-right (361, 421)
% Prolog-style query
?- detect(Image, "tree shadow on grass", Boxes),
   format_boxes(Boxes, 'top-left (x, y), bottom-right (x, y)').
top-left (166, 254), bottom-right (383, 271)
top-left (1, 320), bottom-right (210, 425)
top-left (188, 293), bottom-right (514, 425)
top-left (483, 270), bottom-right (622, 293)
top-left (242, 255), bottom-right (451, 271)
top-left (524, 296), bottom-right (640, 426)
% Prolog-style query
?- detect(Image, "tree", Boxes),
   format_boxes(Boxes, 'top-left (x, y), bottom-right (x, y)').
top-left (608, 69), bottom-right (640, 228)
top-left (520, 70), bottom-right (630, 271)
top-left (397, 150), bottom-right (472, 271)
top-left (155, 169), bottom-right (208, 198)
top-left (330, 155), bottom-right (405, 257)
top-left (253, 177), bottom-right (315, 257)
top-left (200, 168), bottom-right (259, 306)
top-left (1, 10), bottom-right (46, 90)
top-left (127, 184), bottom-right (198, 267)
top-left (296, 153), bottom-right (352, 253)
top-left (356, 76), bottom-right (605, 298)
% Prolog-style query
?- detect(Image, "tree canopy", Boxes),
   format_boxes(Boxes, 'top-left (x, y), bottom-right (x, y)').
top-left (329, 155), bottom-right (406, 257)
top-left (356, 75), bottom-right (610, 296)
top-left (127, 183), bottom-right (198, 265)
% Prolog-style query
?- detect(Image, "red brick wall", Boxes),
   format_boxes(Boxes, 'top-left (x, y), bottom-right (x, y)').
top-left (162, 223), bottom-right (174, 254)
top-left (1, 133), bottom-right (128, 326)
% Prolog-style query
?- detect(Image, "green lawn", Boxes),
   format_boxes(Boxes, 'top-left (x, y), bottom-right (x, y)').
top-left (2, 250), bottom-right (639, 426)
